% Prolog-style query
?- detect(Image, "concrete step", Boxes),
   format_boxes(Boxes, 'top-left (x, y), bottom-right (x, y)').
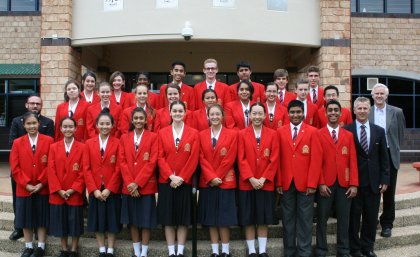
top-left (1, 225), bottom-right (420, 257)
top-left (327, 244), bottom-right (420, 257)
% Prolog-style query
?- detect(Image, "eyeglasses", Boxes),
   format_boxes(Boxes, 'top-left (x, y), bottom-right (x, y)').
top-left (204, 67), bottom-right (217, 71)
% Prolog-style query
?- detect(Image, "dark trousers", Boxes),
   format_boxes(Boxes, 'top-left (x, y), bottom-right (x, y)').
top-left (316, 182), bottom-right (351, 256)
top-left (349, 186), bottom-right (380, 253)
top-left (380, 151), bottom-right (398, 229)
top-left (281, 181), bottom-right (314, 257)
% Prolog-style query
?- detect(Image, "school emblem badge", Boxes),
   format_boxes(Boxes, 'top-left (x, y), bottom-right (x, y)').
top-left (264, 148), bottom-right (270, 157)
top-left (184, 143), bottom-right (191, 152)
top-left (78, 118), bottom-right (84, 126)
top-left (73, 163), bottom-right (79, 171)
top-left (41, 155), bottom-right (48, 163)
top-left (302, 145), bottom-right (310, 154)
top-left (143, 152), bottom-right (150, 161)
top-left (110, 155), bottom-right (116, 163)
top-left (224, 169), bottom-right (235, 182)
top-left (220, 147), bottom-right (227, 156)
top-left (342, 146), bottom-right (348, 155)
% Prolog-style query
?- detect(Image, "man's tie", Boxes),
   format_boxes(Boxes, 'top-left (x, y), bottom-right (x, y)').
top-left (209, 85), bottom-right (213, 90)
top-left (279, 90), bottom-right (283, 104)
top-left (256, 137), bottom-right (260, 149)
top-left (312, 88), bottom-right (317, 104)
top-left (332, 129), bottom-right (338, 145)
top-left (292, 127), bottom-right (298, 142)
top-left (135, 143), bottom-right (139, 152)
top-left (212, 137), bottom-right (217, 149)
top-left (175, 138), bottom-right (180, 150)
top-left (245, 109), bottom-right (249, 127)
top-left (69, 110), bottom-right (74, 118)
top-left (32, 145), bottom-right (36, 154)
top-left (100, 148), bottom-right (104, 158)
top-left (360, 125), bottom-right (368, 154)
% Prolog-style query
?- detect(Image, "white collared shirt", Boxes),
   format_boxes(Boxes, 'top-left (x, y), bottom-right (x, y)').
top-left (101, 102), bottom-right (110, 110)
top-left (134, 130), bottom-right (144, 150)
top-left (297, 98), bottom-right (308, 118)
top-left (64, 137), bottom-right (75, 154)
top-left (374, 104), bottom-right (388, 147)
top-left (84, 91), bottom-right (93, 103)
top-left (241, 101), bottom-right (251, 127)
top-left (309, 86), bottom-right (318, 101)
top-left (211, 125), bottom-right (222, 140)
top-left (172, 123), bottom-right (185, 146)
top-left (356, 120), bottom-right (370, 148)
top-left (68, 99), bottom-right (79, 117)
top-left (327, 124), bottom-right (339, 139)
top-left (290, 122), bottom-right (303, 139)
top-left (28, 133), bottom-right (39, 150)
top-left (99, 135), bottom-right (110, 152)
top-left (206, 80), bottom-right (216, 90)
top-left (278, 89), bottom-right (286, 102)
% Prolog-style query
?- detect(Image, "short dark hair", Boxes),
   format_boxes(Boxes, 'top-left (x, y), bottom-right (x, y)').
top-left (325, 99), bottom-right (342, 110)
top-left (265, 81), bottom-right (279, 91)
top-left (109, 71), bottom-right (126, 89)
top-left (201, 88), bottom-right (218, 101)
top-left (273, 69), bottom-right (289, 80)
top-left (306, 65), bottom-right (319, 75)
top-left (324, 85), bottom-right (339, 97)
top-left (136, 71), bottom-right (150, 82)
top-left (237, 80), bottom-right (254, 101)
top-left (172, 61), bottom-right (186, 70)
top-left (287, 99), bottom-right (305, 112)
top-left (236, 61), bottom-right (251, 71)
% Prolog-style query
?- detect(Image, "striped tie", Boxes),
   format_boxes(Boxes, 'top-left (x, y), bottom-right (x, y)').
top-left (279, 90), bottom-right (283, 104)
top-left (360, 125), bottom-right (368, 154)
top-left (292, 127), bottom-right (298, 142)
top-left (332, 129), bottom-right (338, 144)
top-left (312, 88), bottom-right (317, 104)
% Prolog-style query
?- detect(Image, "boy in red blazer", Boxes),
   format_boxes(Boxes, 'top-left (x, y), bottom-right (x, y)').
top-left (273, 69), bottom-right (295, 108)
top-left (306, 66), bottom-right (325, 109)
top-left (317, 85), bottom-right (353, 128)
top-left (276, 100), bottom-right (322, 257)
top-left (315, 100), bottom-right (358, 257)
top-left (295, 79), bottom-right (319, 127)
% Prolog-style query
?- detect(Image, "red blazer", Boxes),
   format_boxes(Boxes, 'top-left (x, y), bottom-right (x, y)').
top-left (153, 107), bottom-right (193, 132)
top-left (10, 134), bottom-right (54, 197)
top-left (224, 100), bottom-right (255, 130)
top-left (317, 107), bottom-right (353, 128)
top-left (86, 102), bottom-right (122, 139)
top-left (192, 108), bottom-right (210, 132)
top-left (304, 100), bottom-right (320, 127)
top-left (110, 91), bottom-right (131, 110)
top-left (118, 131), bottom-right (158, 195)
top-left (157, 125), bottom-right (199, 185)
top-left (263, 102), bottom-right (288, 130)
top-left (276, 123), bottom-right (322, 192)
top-left (193, 81), bottom-right (229, 109)
top-left (119, 105), bottom-right (155, 134)
top-left (307, 86), bottom-right (325, 109)
top-left (80, 91), bottom-right (100, 105)
top-left (237, 126), bottom-right (279, 191)
top-left (48, 140), bottom-right (85, 206)
top-left (54, 100), bottom-right (89, 142)
top-left (83, 136), bottom-right (121, 194)
top-left (226, 81), bottom-right (266, 103)
top-left (318, 127), bottom-right (359, 187)
top-left (278, 90), bottom-right (296, 108)
top-left (159, 83), bottom-right (196, 111)
top-left (199, 127), bottom-right (238, 189)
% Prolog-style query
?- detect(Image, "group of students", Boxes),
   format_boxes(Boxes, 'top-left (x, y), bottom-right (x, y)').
top-left (10, 60), bottom-right (361, 257)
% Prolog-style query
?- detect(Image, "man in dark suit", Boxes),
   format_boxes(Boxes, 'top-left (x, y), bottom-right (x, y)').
top-left (368, 83), bottom-right (406, 238)
top-left (8, 95), bottom-right (54, 240)
top-left (344, 96), bottom-right (390, 257)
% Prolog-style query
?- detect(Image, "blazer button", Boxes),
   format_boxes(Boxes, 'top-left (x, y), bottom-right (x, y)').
top-left (134, 162), bottom-right (137, 165)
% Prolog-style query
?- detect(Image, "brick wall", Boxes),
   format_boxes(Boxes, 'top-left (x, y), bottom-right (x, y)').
top-left (0, 16), bottom-right (41, 64)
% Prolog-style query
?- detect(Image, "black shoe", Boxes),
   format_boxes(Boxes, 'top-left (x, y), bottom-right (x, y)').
top-left (177, 254), bottom-right (184, 257)
top-left (249, 254), bottom-right (258, 257)
top-left (30, 247), bottom-right (45, 257)
top-left (350, 252), bottom-right (364, 257)
top-left (168, 255), bottom-right (176, 257)
top-left (105, 254), bottom-right (114, 257)
top-left (10, 229), bottom-right (24, 240)
top-left (220, 253), bottom-right (230, 257)
top-left (21, 248), bottom-right (34, 257)
top-left (380, 227), bottom-right (392, 237)
top-left (210, 254), bottom-right (219, 257)
top-left (361, 251), bottom-right (377, 257)
top-left (259, 253), bottom-right (269, 257)
top-left (68, 251), bottom-right (78, 257)
top-left (58, 250), bottom-right (69, 257)
top-left (98, 253), bottom-right (106, 257)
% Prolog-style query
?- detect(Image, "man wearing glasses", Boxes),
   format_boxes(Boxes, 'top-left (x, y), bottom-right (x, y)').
top-left (8, 95), bottom-right (54, 241)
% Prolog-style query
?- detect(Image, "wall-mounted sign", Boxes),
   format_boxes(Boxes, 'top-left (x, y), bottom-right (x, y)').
top-left (213, 0), bottom-right (235, 8)
top-left (104, 0), bottom-right (123, 11)
top-left (267, 0), bottom-right (288, 12)
top-left (156, 0), bottom-right (178, 9)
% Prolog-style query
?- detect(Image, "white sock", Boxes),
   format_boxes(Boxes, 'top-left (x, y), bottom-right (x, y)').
top-left (25, 242), bottom-right (33, 249)
top-left (37, 242), bottom-right (45, 250)
top-left (107, 248), bottom-right (114, 254)
top-left (141, 244), bottom-right (149, 257)
top-left (246, 239), bottom-right (256, 254)
top-left (211, 243), bottom-right (219, 254)
top-left (133, 242), bottom-right (141, 257)
top-left (258, 237), bottom-right (267, 253)
top-left (99, 246), bottom-right (106, 253)
top-left (222, 243), bottom-right (230, 254)
top-left (168, 245), bottom-right (176, 255)
top-left (177, 244), bottom-right (185, 255)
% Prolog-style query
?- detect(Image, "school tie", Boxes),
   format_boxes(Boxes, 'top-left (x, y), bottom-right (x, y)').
top-left (175, 138), bottom-right (180, 150)
top-left (332, 129), bottom-right (338, 145)
top-left (269, 113), bottom-right (274, 123)
top-left (292, 127), bottom-right (298, 142)
top-left (69, 110), bottom-right (74, 118)
top-left (256, 137), bottom-right (260, 149)
top-left (244, 109), bottom-right (249, 127)
top-left (212, 137), bottom-right (217, 149)
top-left (360, 124), bottom-right (369, 154)
top-left (66, 151), bottom-right (69, 157)
top-left (100, 148), bottom-right (104, 158)
top-left (279, 90), bottom-right (283, 104)
top-left (312, 88), bottom-right (317, 104)
top-left (209, 85), bottom-right (213, 90)
top-left (32, 145), bottom-right (36, 154)
top-left (135, 143), bottom-right (139, 152)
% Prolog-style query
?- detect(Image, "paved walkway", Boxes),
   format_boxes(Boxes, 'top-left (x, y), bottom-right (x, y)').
top-left (1, 162), bottom-right (419, 197)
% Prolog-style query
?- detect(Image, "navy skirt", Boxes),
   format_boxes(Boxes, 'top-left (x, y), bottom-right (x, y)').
top-left (16, 194), bottom-right (49, 229)
top-left (120, 194), bottom-right (157, 229)
top-left (157, 183), bottom-right (192, 226)
top-left (49, 204), bottom-right (84, 237)
top-left (238, 189), bottom-right (276, 226)
top-left (87, 194), bottom-right (121, 233)
top-left (198, 187), bottom-right (237, 227)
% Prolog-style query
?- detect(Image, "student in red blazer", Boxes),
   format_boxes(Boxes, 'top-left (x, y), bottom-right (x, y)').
top-left (317, 85), bottom-right (353, 128)
top-left (316, 100), bottom-right (358, 257)
top-left (276, 100), bottom-right (323, 257)
top-left (263, 82), bottom-right (288, 130)
top-left (273, 68), bottom-right (296, 108)
top-left (225, 80), bottom-right (255, 130)
top-left (125, 71), bottom-right (160, 110)
top-left (192, 89), bottom-right (218, 131)
top-left (193, 59), bottom-right (229, 109)
top-left (198, 104), bottom-right (238, 257)
top-left (83, 110), bottom-right (122, 257)
top-left (159, 61), bottom-right (196, 111)
top-left (226, 61), bottom-right (266, 103)
top-left (119, 84), bottom-right (156, 134)
top-left (54, 80), bottom-right (89, 142)
top-left (157, 101), bottom-right (199, 257)
top-left (306, 65), bottom-right (325, 109)
top-left (10, 112), bottom-right (54, 257)
top-left (295, 79), bottom-right (320, 127)
top-left (237, 103), bottom-right (279, 257)
top-left (81, 71), bottom-right (100, 105)
top-left (86, 82), bottom-right (122, 139)
top-left (109, 71), bottom-right (131, 110)
top-left (154, 83), bottom-right (193, 132)
top-left (48, 117), bottom-right (85, 257)
top-left (119, 107), bottom-right (158, 257)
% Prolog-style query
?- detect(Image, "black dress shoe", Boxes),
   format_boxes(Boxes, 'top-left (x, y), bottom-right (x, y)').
top-left (177, 254), bottom-right (184, 257)
top-left (10, 229), bottom-right (24, 240)
top-left (68, 251), bottom-right (79, 257)
top-left (361, 251), bottom-right (377, 257)
top-left (259, 253), bottom-right (269, 257)
top-left (29, 247), bottom-right (45, 257)
top-left (350, 252), bottom-right (364, 257)
top-left (210, 254), bottom-right (219, 257)
top-left (58, 250), bottom-right (69, 257)
top-left (105, 253), bottom-right (114, 257)
top-left (21, 248), bottom-right (34, 257)
top-left (220, 253), bottom-right (230, 257)
top-left (380, 227), bottom-right (392, 237)
top-left (98, 253), bottom-right (106, 257)
top-left (249, 254), bottom-right (258, 257)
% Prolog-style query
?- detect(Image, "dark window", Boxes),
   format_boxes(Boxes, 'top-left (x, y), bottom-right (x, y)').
top-left (387, 0), bottom-right (411, 13)
top-left (388, 95), bottom-right (413, 128)
top-left (0, 0), bottom-right (7, 11)
top-left (360, 0), bottom-right (384, 12)
top-left (0, 0), bottom-right (40, 12)
top-left (415, 0), bottom-right (420, 13)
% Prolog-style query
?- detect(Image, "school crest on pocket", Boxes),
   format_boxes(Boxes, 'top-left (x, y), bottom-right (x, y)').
top-left (143, 152), bottom-right (150, 161)
top-left (184, 143), bottom-right (191, 152)
top-left (224, 169), bottom-right (235, 182)
top-left (78, 118), bottom-right (84, 126)
top-left (41, 155), bottom-right (48, 163)
top-left (302, 145), bottom-right (310, 154)
top-left (342, 146), bottom-right (348, 155)
top-left (73, 163), bottom-right (79, 171)
top-left (264, 148), bottom-right (270, 157)
top-left (220, 147), bottom-right (227, 156)
top-left (110, 155), bottom-right (116, 163)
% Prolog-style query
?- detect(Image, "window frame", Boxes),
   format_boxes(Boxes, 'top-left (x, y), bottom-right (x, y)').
top-left (0, 0), bottom-right (41, 14)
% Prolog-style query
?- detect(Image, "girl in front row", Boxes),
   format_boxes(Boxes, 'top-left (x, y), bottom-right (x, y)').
top-left (84, 109), bottom-right (122, 257)
top-left (119, 107), bottom-right (158, 257)
top-left (157, 101), bottom-right (200, 257)
top-left (48, 117), bottom-right (85, 257)
top-left (10, 112), bottom-right (54, 257)
top-left (198, 104), bottom-right (238, 257)
top-left (237, 102), bottom-right (279, 257)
